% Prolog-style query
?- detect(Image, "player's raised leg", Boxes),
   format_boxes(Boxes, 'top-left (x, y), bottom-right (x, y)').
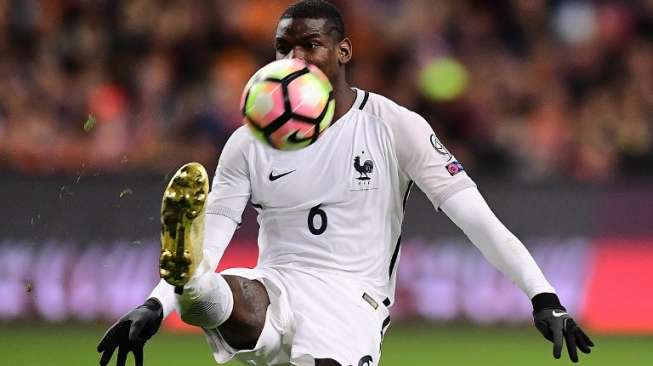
top-left (217, 275), bottom-right (270, 349)
top-left (159, 162), bottom-right (209, 289)
top-left (159, 162), bottom-right (269, 349)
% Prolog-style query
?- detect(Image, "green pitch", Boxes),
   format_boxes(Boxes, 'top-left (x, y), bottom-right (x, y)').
top-left (0, 323), bottom-right (651, 365)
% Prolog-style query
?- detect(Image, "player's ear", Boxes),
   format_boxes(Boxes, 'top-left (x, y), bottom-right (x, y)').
top-left (337, 37), bottom-right (352, 65)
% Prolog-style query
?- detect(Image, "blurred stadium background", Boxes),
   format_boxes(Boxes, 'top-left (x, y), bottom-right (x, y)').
top-left (1, 0), bottom-right (652, 365)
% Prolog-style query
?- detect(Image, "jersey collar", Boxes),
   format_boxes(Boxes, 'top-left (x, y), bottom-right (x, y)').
top-left (351, 88), bottom-right (369, 110)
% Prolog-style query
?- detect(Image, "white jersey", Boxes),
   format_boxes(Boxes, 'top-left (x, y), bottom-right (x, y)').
top-left (206, 88), bottom-right (476, 305)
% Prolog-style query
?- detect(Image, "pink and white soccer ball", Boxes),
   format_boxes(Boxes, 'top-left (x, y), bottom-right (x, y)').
top-left (240, 58), bottom-right (335, 150)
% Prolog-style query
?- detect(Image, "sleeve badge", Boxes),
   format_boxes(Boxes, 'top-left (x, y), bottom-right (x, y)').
top-left (445, 161), bottom-right (465, 176)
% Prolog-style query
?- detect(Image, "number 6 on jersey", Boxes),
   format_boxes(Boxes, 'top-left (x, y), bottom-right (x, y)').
top-left (307, 204), bottom-right (327, 235)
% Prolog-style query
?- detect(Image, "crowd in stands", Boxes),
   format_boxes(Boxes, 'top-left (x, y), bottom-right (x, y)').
top-left (0, 0), bottom-right (651, 181)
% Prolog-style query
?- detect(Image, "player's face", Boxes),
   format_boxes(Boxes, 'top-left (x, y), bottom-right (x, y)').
top-left (275, 18), bottom-right (349, 85)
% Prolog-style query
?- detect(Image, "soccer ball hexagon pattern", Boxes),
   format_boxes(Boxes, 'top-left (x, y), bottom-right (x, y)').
top-left (240, 58), bottom-right (335, 150)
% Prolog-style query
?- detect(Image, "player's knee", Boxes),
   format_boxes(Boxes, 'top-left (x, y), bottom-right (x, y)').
top-left (216, 275), bottom-right (270, 349)
top-left (223, 275), bottom-right (270, 325)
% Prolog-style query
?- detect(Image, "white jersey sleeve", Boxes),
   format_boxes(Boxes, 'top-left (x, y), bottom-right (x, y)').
top-left (440, 187), bottom-right (556, 298)
top-left (385, 106), bottom-right (476, 208)
top-left (205, 126), bottom-right (252, 224)
top-left (370, 93), bottom-right (554, 299)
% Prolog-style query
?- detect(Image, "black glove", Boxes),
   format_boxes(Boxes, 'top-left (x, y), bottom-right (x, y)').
top-left (532, 293), bottom-right (594, 362)
top-left (97, 298), bottom-right (164, 366)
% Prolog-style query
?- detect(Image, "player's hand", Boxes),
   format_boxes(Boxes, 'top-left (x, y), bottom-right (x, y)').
top-left (97, 298), bottom-right (163, 366)
top-left (532, 293), bottom-right (594, 362)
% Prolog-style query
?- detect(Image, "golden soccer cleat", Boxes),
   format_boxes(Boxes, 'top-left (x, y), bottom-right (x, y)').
top-left (159, 162), bottom-right (209, 291)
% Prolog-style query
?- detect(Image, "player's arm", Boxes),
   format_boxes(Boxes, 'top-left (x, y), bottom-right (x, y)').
top-left (97, 127), bottom-right (252, 366)
top-left (440, 187), bottom-right (594, 362)
top-left (390, 110), bottom-right (593, 362)
top-left (440, 188), bottom-right (555, 298)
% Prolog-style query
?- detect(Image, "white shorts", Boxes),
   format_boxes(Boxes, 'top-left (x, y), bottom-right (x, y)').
top-left (202, 266), bottom-right (391, 366)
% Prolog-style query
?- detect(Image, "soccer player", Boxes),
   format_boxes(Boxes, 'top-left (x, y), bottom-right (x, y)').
top-left (97, 1), bottom-right (594, 365)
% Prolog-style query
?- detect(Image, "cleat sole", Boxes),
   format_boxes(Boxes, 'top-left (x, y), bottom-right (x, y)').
top-left (159, 162), bottom-right (209, 287)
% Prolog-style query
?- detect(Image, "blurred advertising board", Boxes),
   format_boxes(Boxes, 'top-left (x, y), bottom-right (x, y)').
top-left (2, 176), bottom-right (651, 332)
top-left (2, 237), bottom-right (651, 334)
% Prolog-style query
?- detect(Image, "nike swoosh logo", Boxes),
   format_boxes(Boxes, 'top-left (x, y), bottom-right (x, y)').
top-left (269, 170), bottom-right (296, 181)
top-left (552, 310), bottom-right (568, 317)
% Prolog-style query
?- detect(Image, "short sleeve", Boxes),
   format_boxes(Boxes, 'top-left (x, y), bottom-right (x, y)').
top-left (390, 110), bottom-right (476, 209)
top-left (205, 127), bottom-right (252, 224)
